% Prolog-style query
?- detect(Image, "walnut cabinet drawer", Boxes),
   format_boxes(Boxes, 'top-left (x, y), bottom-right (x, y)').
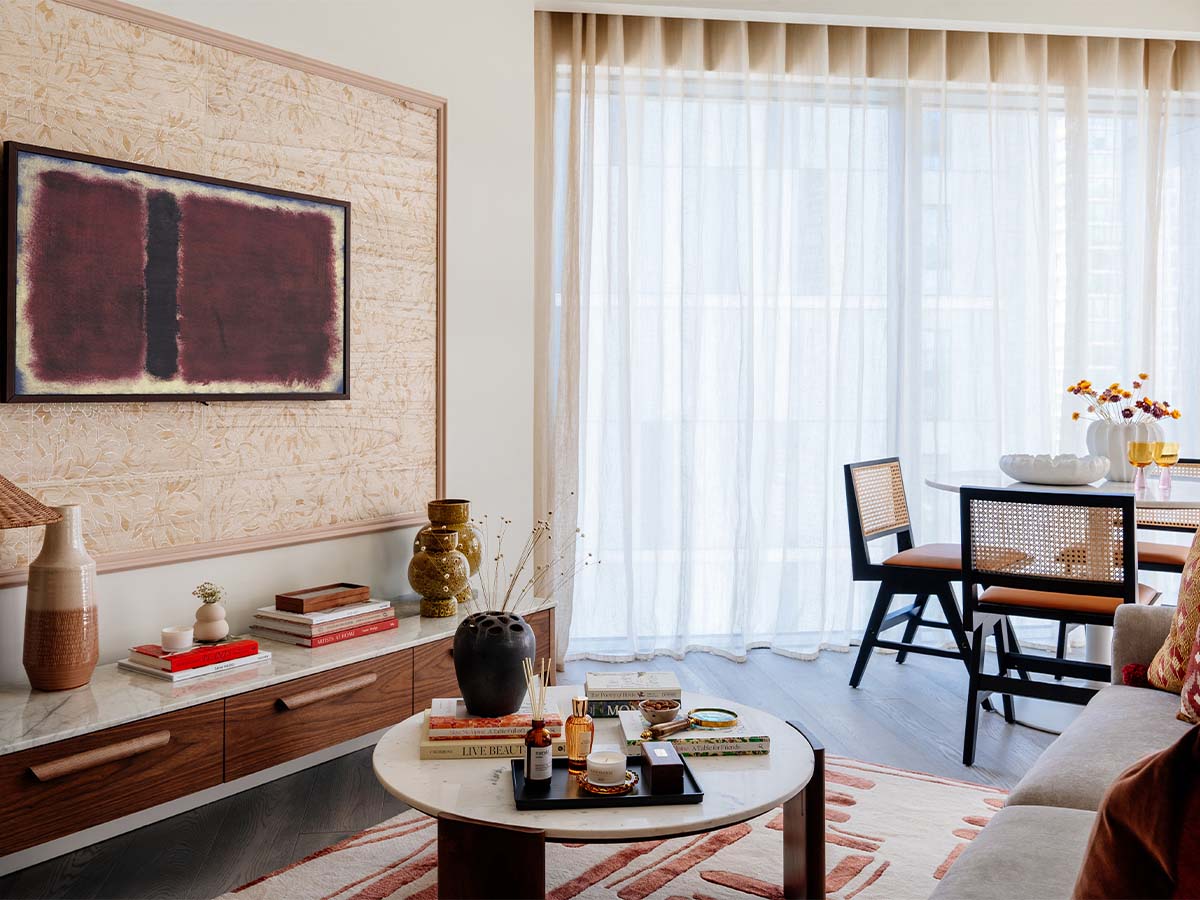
top-left (0, 700), bottom-right (224, 856)
top-left (224, 650), bottom-right (413, 780)
top-left (412, 608), bottom-right (556, 713)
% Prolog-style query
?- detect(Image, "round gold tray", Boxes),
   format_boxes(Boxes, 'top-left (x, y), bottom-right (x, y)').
top-left (576, 770), bottom-right (639, 795)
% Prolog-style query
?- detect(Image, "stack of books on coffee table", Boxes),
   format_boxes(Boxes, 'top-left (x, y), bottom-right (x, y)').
top-left (617, 709), bottom-right (770, 757)
top-left (249, 599), bottom-right (397, 648)
top-left (420, 697), bottom-right (566, 760)
top-left (118, 638), bottom-right (270, 682)
top-left (584, 671), bottom-right (682, 717)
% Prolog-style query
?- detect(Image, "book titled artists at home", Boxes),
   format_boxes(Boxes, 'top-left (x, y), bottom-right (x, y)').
top-left (427, 697), bottom-right (563, 740)
top-left (617, 710), bottom-right (770, 757)
top-left (253, 599), bottom-right (393, 628)
top-left (128, 638), bottom-right (259, 672)
top-left (249, 616), bottom-right (398, 648)
top-left (119, 650), bottom-right (272, 682)
top-left (584, 671), bottom-right (682, 716)
top-left (419, 712), bottom-right (568, 760)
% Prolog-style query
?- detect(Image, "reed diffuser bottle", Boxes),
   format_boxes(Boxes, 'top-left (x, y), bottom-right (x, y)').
top-left (565, 696), bottom-right (594, 774)
top-left (522, 658), bottom-right (553, 789)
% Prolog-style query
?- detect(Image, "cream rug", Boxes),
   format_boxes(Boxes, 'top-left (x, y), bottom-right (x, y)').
top-left (228, 757), bottom-right (1005, 900)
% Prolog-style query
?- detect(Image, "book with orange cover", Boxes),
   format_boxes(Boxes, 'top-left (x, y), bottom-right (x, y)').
top-left (129, 638), bottom-right (259, 672)
top-left (426, 697), bottom-right (563, 739)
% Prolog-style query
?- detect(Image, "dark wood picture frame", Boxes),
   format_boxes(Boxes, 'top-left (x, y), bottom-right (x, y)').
top-left (3, 141), bottom-right (352, 403)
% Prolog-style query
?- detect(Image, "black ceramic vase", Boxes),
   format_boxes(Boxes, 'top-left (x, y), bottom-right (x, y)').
top-left (453, 611), bottom-right (536, 717)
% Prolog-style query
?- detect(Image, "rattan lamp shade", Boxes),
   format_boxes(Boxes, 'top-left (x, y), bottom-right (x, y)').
top-left (0, 475), bottom-right (60, 529)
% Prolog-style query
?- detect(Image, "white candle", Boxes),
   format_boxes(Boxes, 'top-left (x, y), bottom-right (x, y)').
top-left (161, 625), bottom-right (193, 651)
top-left (586, 749), bottom-right (626, 786)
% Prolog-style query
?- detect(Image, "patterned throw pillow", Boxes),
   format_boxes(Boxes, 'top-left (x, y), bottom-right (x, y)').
top-left (1180, 620), bottom-right (1200, 724)
top-left (1148, 529), bottom-right (1200, 694)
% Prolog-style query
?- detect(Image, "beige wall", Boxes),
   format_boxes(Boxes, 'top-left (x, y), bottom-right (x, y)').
top-left (544, 0), bottom-right (1200, 38)
top-left (0, 0), bottom-right (535, 683)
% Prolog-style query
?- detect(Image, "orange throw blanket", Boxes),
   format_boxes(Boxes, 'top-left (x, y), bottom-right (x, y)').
top-left (1073, 725), bottom-right (1200, 899)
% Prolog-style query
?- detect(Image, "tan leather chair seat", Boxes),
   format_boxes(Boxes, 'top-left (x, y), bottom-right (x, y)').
top-left (882, 542), bottom-right (960, 570)
top-left (980, 583), bottom-right (1159, 616)
top-left (1137, 541), bottom-right (1189, 569)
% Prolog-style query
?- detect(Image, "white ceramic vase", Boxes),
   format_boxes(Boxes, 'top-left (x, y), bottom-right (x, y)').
top-left (1085, 420), bottom-right (1164, 482)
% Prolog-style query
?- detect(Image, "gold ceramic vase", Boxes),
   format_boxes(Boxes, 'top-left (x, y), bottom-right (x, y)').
top-left (409, 527), bottom-right (470, 617)
top-left (23, 505), bottom-right (98, 691)
top-left (413, 499), bottom-right (483, 580)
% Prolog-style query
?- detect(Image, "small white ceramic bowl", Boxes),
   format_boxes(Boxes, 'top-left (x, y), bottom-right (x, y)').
top-left (998, 453), bottom-right (1110, 486)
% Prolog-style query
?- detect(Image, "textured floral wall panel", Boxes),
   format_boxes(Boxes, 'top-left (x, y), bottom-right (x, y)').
top-left (0, 0), bottom-right (440, 576)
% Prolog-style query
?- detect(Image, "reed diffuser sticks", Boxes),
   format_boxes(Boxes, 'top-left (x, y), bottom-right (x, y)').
top-left (522, 656), bottom-right (549, 721)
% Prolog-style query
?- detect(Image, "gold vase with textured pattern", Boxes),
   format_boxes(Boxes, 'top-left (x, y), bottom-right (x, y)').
top-left (413, 499), bottom-right (483, 579)
top-left (23, 505), bottom-right (98, 691)
top-left (409, 527), bottom-right (470, 617)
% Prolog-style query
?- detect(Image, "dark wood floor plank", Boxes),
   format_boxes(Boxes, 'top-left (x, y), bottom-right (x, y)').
top-left (0, 647), bottom-right (1059, 899)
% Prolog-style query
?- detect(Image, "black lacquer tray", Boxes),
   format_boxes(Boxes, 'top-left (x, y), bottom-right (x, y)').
top-left (510, 756), bottom-right (704, 810)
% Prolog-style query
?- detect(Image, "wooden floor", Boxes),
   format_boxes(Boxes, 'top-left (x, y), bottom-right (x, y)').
top-left (0, 646), bottom-right (1056, 900)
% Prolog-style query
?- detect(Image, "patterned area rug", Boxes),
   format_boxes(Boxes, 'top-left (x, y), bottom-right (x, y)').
top-left (227, 757), bottom-right (1005, 900)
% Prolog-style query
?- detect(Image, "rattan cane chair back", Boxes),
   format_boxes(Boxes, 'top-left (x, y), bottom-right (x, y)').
top-left (844, 458), bottom-right (916, 579)
top-left (961, 488), bottom-right (1138, 605)
top-left (1138, 458), bottom-right (1200, 532)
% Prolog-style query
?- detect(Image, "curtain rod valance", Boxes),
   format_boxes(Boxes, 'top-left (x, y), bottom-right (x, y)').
top-left (544, 11), bottom-right (1200, 90)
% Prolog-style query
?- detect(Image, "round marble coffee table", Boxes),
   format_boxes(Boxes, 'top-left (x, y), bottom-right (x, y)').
top-left (373, 685), bottom-right (823, 899)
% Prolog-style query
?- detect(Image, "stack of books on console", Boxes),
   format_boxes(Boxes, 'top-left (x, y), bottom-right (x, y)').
top-left (249, 599), bottom-right (397, 648)
top-left (419, 697), bottom-right (566, 760)
top-left (118, 638), bottom-right (270, 682)
top-left (584, 671), bottom-right (682, 717)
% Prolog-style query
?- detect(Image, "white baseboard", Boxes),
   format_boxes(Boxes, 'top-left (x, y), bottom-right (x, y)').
top-left (0, 726), bottom-right (390, 878)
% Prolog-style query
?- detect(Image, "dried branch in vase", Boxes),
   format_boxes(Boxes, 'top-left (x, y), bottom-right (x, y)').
top-left (470, 508), bottom-right (597, 616)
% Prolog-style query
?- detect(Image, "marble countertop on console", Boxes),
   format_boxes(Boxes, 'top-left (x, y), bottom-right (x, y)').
top-left (0, 598), bottom-right (555, 757)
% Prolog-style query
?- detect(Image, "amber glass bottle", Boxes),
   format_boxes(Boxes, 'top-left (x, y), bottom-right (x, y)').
top-left (565, 696), bottom-right (595, 773)
top-left (523, 718), bottom-right (554, 788)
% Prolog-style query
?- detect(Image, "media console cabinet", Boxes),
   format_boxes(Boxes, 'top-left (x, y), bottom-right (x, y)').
top-left (0, 599), bottom-right (555, 862)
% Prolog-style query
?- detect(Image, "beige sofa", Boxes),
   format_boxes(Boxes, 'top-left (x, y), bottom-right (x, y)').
top-left (931, 605), bottom-right (1193, 899)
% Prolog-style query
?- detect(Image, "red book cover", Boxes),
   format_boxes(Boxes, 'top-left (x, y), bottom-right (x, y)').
top-left (129, 638), bottom-right (259, 672)
top-left (292, 617), bottom-right (399, 647)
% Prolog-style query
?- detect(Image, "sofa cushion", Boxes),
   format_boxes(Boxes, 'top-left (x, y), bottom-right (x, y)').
top-left (1148, 528), bottom-right (1200, 692)
top-left (930, 805), bottom-right (1095, 900)
top-left (1006, 685), bottom-right (1192, 811)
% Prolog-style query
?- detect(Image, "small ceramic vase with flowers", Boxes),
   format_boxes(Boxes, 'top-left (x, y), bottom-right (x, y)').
top-left (192, 581), bottom-right (230, 642)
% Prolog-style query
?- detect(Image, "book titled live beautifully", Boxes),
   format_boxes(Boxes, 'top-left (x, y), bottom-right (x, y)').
top-left (128, 638), bottom-right (259, 672)
top-left (249, 617), bottom-right (398, 648)
top-left (118, 651), bottom-right (272, 682)
top-left (427, 697), bottom-right (563, 739)
top-left (419, 712), bottom-right (567, 759)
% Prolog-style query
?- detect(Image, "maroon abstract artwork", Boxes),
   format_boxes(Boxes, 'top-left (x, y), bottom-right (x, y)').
top-left (6, 143), bottom-right (349, 401)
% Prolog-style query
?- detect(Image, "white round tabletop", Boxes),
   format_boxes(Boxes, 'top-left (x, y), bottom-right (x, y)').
top-left (372, 685), bottom-right (814, 841)
top-left (925, 470), bottom-right (1200, 508)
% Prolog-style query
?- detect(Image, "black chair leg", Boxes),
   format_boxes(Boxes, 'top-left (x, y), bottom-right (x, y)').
top-left (992, 619), bottom-right (1015, 724)
top-left (850, 584), bottom-right (895, 689)
top-left (963, 623), bottom-right (988, 766)
top-left (895, 593), bottom-right (929, 664)
top-left (1005, 617), bottom-right (1031, 681)
top-left (934, 584), bottom-right (972, 668)
top-left (1054, 622), bottom-right (1069, 681)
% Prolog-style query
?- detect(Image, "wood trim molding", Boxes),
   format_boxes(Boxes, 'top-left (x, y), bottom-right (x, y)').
top-left (0, 513), bottom-right (427, 589)
top-left (56, 0), bottom-right (447, 109)
top-left (14, 0), bottom-right (450, 579)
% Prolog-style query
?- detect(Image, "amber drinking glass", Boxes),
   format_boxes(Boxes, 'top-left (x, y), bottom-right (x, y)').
top-left (1154, 441), bottom-right (1181, 492)
top-left (1128, 441), bottom-right (1155, 491)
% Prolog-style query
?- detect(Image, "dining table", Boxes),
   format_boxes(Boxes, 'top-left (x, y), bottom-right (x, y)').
top-left (924, 469), bottom-right (1194, 731)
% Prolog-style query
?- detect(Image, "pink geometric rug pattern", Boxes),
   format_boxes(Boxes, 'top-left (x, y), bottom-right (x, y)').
top-left (226, 756), bottom-right (1006, 900)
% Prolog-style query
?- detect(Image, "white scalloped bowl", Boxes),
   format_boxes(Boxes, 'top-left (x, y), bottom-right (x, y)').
top-left (998, 453), bottom-right (1110, 486)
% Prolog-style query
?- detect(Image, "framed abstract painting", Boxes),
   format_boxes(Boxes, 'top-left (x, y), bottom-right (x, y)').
top-left (4, 142), bottom-right (350, 401)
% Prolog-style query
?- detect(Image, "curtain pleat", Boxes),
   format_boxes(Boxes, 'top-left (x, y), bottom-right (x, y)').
top-left (535, 12), bottom-right (1200, 662)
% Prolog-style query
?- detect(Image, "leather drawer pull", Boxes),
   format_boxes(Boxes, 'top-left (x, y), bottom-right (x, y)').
top-left (29, 730), bottom-right (172, 782)
top-left (277, 672), bottom-right (378, 710)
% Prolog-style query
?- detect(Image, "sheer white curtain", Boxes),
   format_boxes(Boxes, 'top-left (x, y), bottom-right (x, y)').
top-left (534, 13), bottom-right (1200, 664)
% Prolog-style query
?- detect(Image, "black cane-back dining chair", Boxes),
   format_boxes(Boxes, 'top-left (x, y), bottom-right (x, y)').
top-left (843, 458), bottom-right (973, 688)
top-left (959, 487), bottom-right (1160, 765)
top-left (1134, 457), bottom-right (1200, 574)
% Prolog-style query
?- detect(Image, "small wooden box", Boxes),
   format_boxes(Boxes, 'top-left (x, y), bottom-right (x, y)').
top-left (640, 741), bottom-right (684, 794)
top-left (275, 582), bottom-right (370, 614)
